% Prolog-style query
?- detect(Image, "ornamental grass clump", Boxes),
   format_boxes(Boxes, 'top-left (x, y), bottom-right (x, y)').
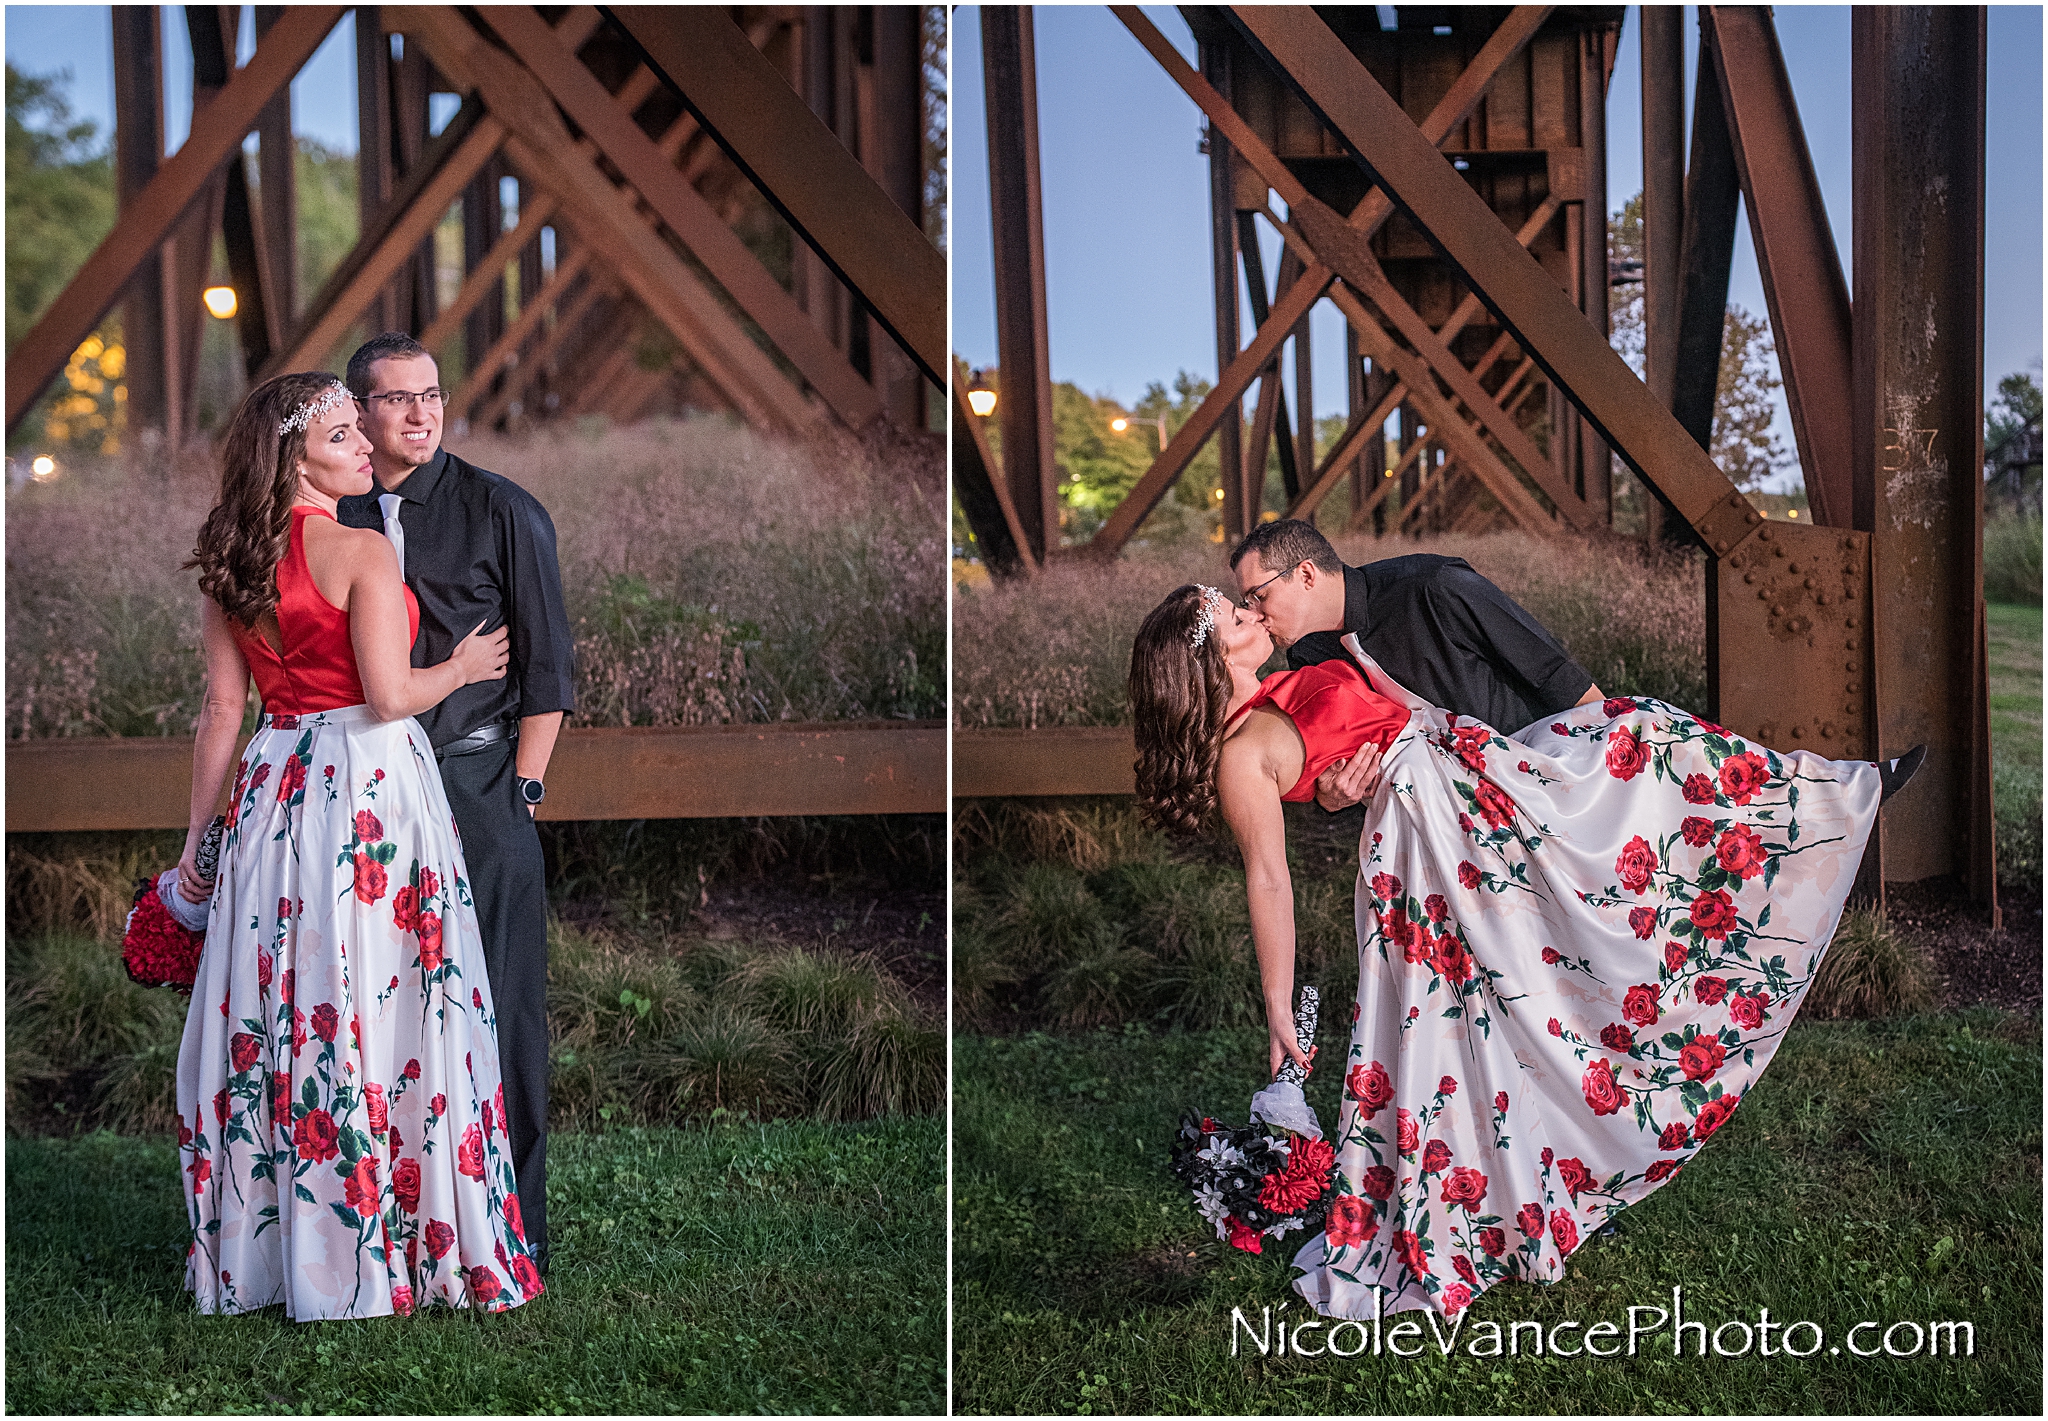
top-left (1803, 908), bottom-right (1936, 1020)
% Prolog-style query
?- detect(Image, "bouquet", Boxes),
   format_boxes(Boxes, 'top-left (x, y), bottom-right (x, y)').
top-left (1169, 986), bottom-right (1339, 1254)
top-left (121, 816), bottom-right (223, 993)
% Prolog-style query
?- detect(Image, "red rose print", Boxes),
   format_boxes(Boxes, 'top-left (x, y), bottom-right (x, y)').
top-left (276, 756), bottom-right (306, 802)
top-left (1362, 1164), bottom-right (1396, 1200)
top-left (280, 968), bottom-right (295, 1005)
top-left (391, 1125), bottom-right (404, 1152)
top-left (392, 1157), bottom-right (421, 1213)
top-left (1396, 1108), bottom-right (1418, 1154)
top-left (392, 885), bottom-right (421, 933)
top-left (374, 769), bottom-right (385, 781)
top-left (1600, 1022), bottom-right (1636, 1053)
top-left (1644, 1160), bottom-right (1680, 1182)
top-left (1346, 1061), bottom-right (1394, 1117)
top-left (355, 809), bottom-right (384, 843)
top-left (425, 1219), bottom-right (455, 1259)
top-left (257, 952), bottom-right (274, 991)
top-left (190, 1155), bottom-right (211, 1194)
top-left (1423, 893), bottom-right (1449, 923)
top-left (272, 1071), bottom-right (292, 1127)
top-left (310, 1003), bottom-right (339, 1043)
top-left (1557, 1157), bottom-right (1594, 1197)
top-left (1441, 1166), bottom-right (1488, 1211)
top-left (1494, 1090), bottom-right (1509, 1114)
top-left (1552, 722), bottom-right (1569, 735)
top-left (1431, 934), bottom-right (1473, 983)
top-left (473, 988), bottom-right (486, 1011)
top-left (1479, 1226), bottom-right (1507, 1257)
top-left (417, 912), bottom-right (444, 973)
top-left (249, 762), bottom-right (272, 796)
top-left (230, 1032), bottom-right (262, 1073)
top-left (1226, 1218), bottom-right (1264, 1255)
top-left (1715, 824), bottom-right (1768, 880)
top-left (1473, 779), bottom-right (1516, 831)
top-left (1728, 992), bottom-right (1766, 1030)
top-left (1581, 1058), bottom-right (1625, 1116)
top-left (1547, 1017), bottom-right (1563, 1037)
top-left (1628, 906), bottom-right (1658, 940)
top-left (1605, 727), bottom-right (1648, 781)
top-left (1718, 751), bottom-right (1769, 805)
top-left (418, 866), bottom-right (439, 900)
top-left (214, 1088), bottom-right (229, 1125)
top-left (403, 1058), bottom-right (422, 1081)
top-left (1622, 984), bottom-right (1662, 1028)
top-left (1517, 760), bottom-right (1530, 773)
top-left (458, 1123), bottom-right (486, 1180)
top-left (504, 1191), bottom-right (526, 1241)
top-left (1453, 1253), bottom-right (1479, 1286)
top-left (364, 1082), bottom-right (388, 1135)
top-left (391, 1283), bottom-right (415, 1315)
top-left (483, 1101), bottom-right (496, 1139)
top-left (343, 1157), bottom-right (380, 1217)
top-left (1551, 1210), bottom-right (1580, 1253)
top-left (1694, 1094), bottom-right (1741, 1139)
top-left (429, 1092), bottom-right (446, 1117)
top-left (294, 1108), bottom-right (340, 1163)
top-left (1458, 861), bottom-right (1482, 890)
top-left (1694, 975), bottom-right (1729, 1005)
top-left (1422, 1139), bottom-right (1452, 1174)
top-left (353, 852), bottom-right (388, 905)
top-left (1603, 697), bottom-right (1638, 716)
top-left (1453, 725), bottom-right (1490, 772)
top-left (1517, 1202), bottom-right (1545, 1239)
top-left (1542, 946), bottom-right (1563, 965)
top-left (1679, 1036), bottom-right (1727, 1081)
top-left (1385, 907), bottom-right (1426, 963)
top-left (1615, 836), bottom-right (1658, 893)
top-left (1438, 1075), bottom-right (1458, 1096)
top-left (1681, 816), bottom-right (1716, 848)
top-left (1325, 1195), bottom-right (1374, 1248)
top-left (511, 1253), bottom-right (543, 1297)
top-left (468, 1265), bottom-right (503, 1303)
top-left (1392, 1229), bottom-right (1429, 1277)
top-left (1441, 1280), bottom-right (1473, 1314)
top-left (1664, 940), bottom-right (1689, 974)
top-left (495, 1084), bottom-right (507, 1132)
top-left (1689, 889), bottom-right (1740, 940)
top-left (1658, 1121), bottom-right (1691, 1151)
top-left (1369, 872), bottom-right (1403, 904)
top-left (1682, 772), bottom-right (1717, 805)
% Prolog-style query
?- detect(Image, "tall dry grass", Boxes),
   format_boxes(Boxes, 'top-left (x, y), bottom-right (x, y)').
top-left (6, 417), bottom-right (945, 737)
top-left (953, 531), bottom-right (1707, 728)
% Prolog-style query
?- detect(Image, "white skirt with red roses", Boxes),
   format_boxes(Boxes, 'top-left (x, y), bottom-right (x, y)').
top-left (175, 704), bottom-right (541, 1320)
top-left (1292, 643), bottom-right (1878, 1320)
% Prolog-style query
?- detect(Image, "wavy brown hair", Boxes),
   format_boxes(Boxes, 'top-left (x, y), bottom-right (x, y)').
top-left (186, 371), bottom-right (344, 627)
top-left (1129, 584), bottom-right (1233, 833)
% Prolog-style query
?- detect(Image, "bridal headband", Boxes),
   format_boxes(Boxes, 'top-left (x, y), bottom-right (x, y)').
top-left (1189, 586), bottom-right (1229, 650)
top-left (277, 382), bottom-right (352, 437)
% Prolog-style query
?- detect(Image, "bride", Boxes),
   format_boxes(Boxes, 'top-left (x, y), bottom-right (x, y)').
top-left (175, 371), bottom-right (541, 1318)
top-left (1130, 582), bottom-right (1893, 1319)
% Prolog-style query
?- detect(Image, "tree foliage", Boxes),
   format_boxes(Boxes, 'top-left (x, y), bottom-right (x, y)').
top-left (6, 64), bottom-right (115, 354)
top-left (1985, 369), bottom-right (2042, 513)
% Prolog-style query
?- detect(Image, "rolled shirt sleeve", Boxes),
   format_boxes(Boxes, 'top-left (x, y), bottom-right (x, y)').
top-left (495, 488), bottom-right (576, 720)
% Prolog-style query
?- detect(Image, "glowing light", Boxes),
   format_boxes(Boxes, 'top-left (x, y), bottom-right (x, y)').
top-left (1212, 488), bottom-right (1225, 501)
top-left (31, 456), bottom-right (57, 481)
top-left (967, 388), bottom-right (997, 417)
top-left (1110, 416), bottom-right (1130, 432)
top-left (202, 286), bottom-right (239, 319)
top-left (1787, 509), bottom-right (1800, 519)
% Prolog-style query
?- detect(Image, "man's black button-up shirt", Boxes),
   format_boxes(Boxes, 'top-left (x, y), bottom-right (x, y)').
top-left (1286, 555), bottom-right (1592, 734)
top-left (338, 447), bottom-right (574, 748)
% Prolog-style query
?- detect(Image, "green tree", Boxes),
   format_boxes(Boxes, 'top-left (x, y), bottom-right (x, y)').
top-left (1985, 369), bottom-right (2042, 512)
top-left (5, 64), bottom-right (116, 353)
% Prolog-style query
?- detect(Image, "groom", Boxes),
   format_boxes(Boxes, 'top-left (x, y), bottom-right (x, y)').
top-left (1231, 519), bottom-right (1603, 811)
top-left (339, 332), bottom-right (574, 1271)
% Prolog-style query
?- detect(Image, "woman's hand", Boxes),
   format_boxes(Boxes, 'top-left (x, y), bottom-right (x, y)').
top-left (449, 620), bottom-right (510, 687)
top-left (1268, 1005), bottom-right (1315, 1079)
top-left (173, 847), bottom-right (213, 904)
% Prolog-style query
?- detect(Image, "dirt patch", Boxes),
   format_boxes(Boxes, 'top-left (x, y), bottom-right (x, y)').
top-left (1887, 877), bottom-right (2042, 1018)
top-left (690, 881), bottom-right (945, 1010)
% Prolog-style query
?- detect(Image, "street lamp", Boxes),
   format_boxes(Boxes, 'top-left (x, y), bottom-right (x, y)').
top-left (1110, 411), bottom-right (1169, 452)
top-left (202, 286), bottom-right (238, 320)
top-left (966, 368), bottom-right (997, 417)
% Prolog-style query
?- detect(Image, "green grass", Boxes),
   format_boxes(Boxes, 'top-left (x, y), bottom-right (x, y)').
top-left (1988, 602), bottom-right (2042, 889)
top-left (953, 1020), bottom-right (2040, 1415)
top-left (7, 1118), bottom-right (943, 1414)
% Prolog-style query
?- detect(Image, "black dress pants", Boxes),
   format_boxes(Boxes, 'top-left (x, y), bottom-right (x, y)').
top-left (437, 737), bottom-right (549, 1264)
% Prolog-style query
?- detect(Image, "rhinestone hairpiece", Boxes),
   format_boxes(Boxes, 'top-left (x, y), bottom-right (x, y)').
top-left (276, 382), bottom-right (352, 438)
top-left (1188, 585), bottom-right (1229, 650)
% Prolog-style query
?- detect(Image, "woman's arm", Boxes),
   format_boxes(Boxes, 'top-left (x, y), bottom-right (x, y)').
top-left (175, 599), bottom-right (251, 900)
top-left (1218, 740), bottom-right (1312, 1079)
top-left (338, 527), bottom-right (507, 722)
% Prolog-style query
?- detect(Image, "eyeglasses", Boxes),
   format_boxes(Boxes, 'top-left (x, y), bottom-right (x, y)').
top-left (365, 388), bottom-right (446, 411)
top-left (1239, 569), bottom-right (1290, 609)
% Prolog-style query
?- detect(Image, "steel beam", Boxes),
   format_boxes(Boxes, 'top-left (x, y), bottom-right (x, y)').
top-left (467, 272), bottom-right (614, 433)
top-left (487, 5), bottom-right (884, 431)
top-left (417, 192), bottom-right (559, 357)
top-left (110, 7), bottom-right (170, 436)
top-left (451, 248), bottom-right (594, 424)
top-left (1640, 5), bottom-right (1683, 412)
top-left (6, 6), bottom-right (344, 433)
top-left (604, 4), bottom-right (945, 387)
top-left (1706, 6), bottom-right (1856, 530)
top-left (1671, 18), bottom-right (1740, 464)
top-left (951, 365), bottom-right (1038, 579)
top-left (1207, 37), bottom-right (1247, 543)
top-left (981, 7), bottom-right (1059, 562)
top-left (1851, 7), bottom-right (1995, 907)
top-left (1576, 24), bottom-right (1613, 520)
top-left (356, 4), bottom-right (396, 336)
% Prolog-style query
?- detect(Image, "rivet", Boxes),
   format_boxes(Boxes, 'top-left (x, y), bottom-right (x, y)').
top-left (1845, 659), bottom-right (1857, 671)
top-left (1792, 726), bottom-right (1804, 738)
top-left (1845, 639), bottom-right (1857, 650)
top-left (1759, 527), bottom-right (1773, 541)
top-left (1816, 593), bottom-right (1830, 605)
top-left (1758, 589), bottom-right (1770, 601)
top-left (1804, 577), bottom-right (1816, 589)
top-left (1744, 573), bottom-right (1757, 584)
top-left (1845, 617), bottom-right (1858, 629)
top-left (1748, 510), bottom-right (1762, 523)
top-left (1822, 724), bottom-right (1835, 739)
top-left (1772, 604), bottom-right (1785, 616)
top-left (1716, 541), bottom-right (1730, 553)
top-left (1789, 562), bottom-right (1802, 574)
top-left (1774, 546), bottom-right (1786, 557)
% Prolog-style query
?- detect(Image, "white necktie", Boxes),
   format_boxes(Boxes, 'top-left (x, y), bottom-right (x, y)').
top-left (378, 492), bottom-right (406, 578)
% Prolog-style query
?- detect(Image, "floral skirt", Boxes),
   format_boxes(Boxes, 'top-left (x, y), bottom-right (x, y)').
top-left (1292, 662), bottom-right (1878, 1320)
top-left (175, 705), bottom-right (541, 1320)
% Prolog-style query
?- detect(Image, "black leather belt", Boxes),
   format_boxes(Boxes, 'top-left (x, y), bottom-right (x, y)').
top-left (434, 720), bottom-right (518, 761)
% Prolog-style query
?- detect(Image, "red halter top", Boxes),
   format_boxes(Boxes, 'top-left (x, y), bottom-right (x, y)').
top-left (1227, 659), bottom-right (1412, 802)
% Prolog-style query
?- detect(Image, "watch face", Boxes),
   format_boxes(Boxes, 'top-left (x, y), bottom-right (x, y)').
top-left (520, 778), bottom-right (545, 804)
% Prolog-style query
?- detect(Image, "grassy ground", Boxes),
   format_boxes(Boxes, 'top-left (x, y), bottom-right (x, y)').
top-left (7, 1117), bottom-right (943, 1415)
top-left (953, 1019), bottom-right (2040, 1415)
top-left (1988, 602), bottom-right (2042, 888)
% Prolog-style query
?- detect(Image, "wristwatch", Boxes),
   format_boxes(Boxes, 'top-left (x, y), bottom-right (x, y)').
top-left (516, 777), bottom-right (546, 806)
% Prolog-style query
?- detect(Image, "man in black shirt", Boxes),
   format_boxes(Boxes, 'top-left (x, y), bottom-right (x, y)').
top-left (1231, 519), bottom-right (1603, 812)
top-left (338, 332), bottom-right (574, 1270)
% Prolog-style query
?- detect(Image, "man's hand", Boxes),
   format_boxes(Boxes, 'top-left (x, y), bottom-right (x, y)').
top-left (1313, 742), bottom-right (1385, 813)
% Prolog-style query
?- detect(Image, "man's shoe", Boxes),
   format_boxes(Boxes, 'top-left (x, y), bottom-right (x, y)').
top-left (1878, 744), bottom-right (1927, 806)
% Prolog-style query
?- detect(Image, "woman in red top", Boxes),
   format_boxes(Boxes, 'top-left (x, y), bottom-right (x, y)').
top-left (173, 372), bottom-right (540, 1319)
top-left (1131, 583), bottom-right (1882, 1320)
